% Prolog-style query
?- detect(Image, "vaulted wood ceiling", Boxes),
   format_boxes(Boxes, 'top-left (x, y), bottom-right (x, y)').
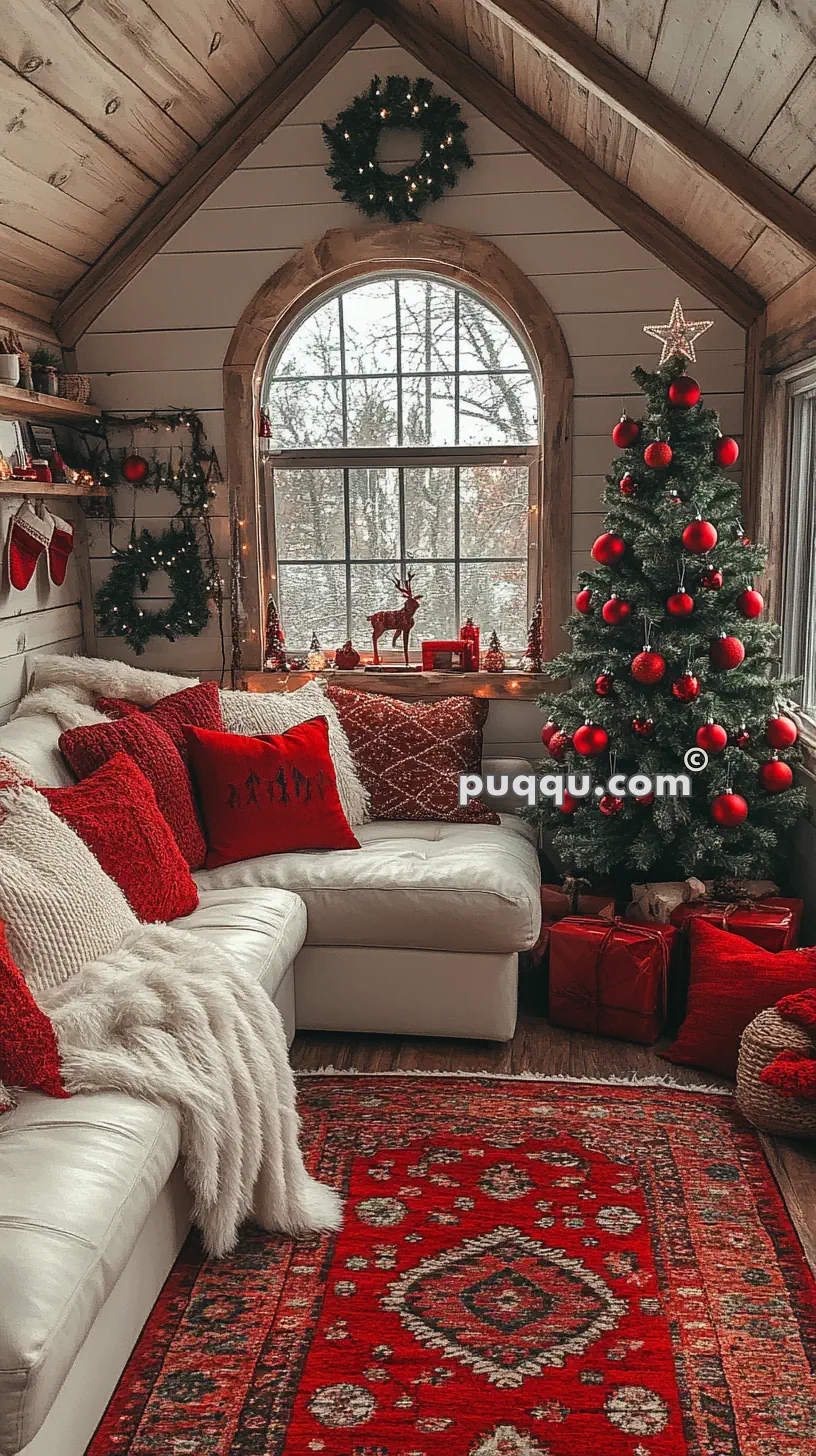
top-left (3, 0), bottom-right (816, 342)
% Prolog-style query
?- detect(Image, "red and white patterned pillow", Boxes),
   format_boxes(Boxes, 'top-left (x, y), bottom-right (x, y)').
top-left (326, 685), bottom-right (499, 824)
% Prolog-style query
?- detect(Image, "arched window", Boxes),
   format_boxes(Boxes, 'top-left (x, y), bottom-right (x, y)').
top-left (261, 273), bottom-right (539, 655)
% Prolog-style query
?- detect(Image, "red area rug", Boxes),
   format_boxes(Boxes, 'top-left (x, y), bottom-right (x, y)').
top-left (87, 1075), bottom-right (816, 1455)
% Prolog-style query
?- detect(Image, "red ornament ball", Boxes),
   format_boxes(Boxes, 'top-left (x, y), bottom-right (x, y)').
top-left (636, 790), bottom-right (655, 805)
top-left (696, 722), bottom-right (728, 754)
top-left (667, 590), bottom-right (694, 617)
top-left (710, 634), bottom-right (745, 670)
top-left (602, 595), bottom-right (630, 624)
top-left (683, 519), bottom-right (718, 553)
top-left (592, 532), bottom-right (626, 565)
top-left (122, 453), bottom-right (149, 484)
top-left (619, 474), bottom-right (637, 496)
top-left (599, 794), bottom-right (624, 817)
top-left (548, 731), bottom-right (571, 760)
top-left (595, 673), bottom-right (614, 696)
top-left (560, 792), bottom-right (580, 814)
top-left (573, 723), bottom-right (609, 757)
top-left (733, 725), bottom-right (751, 749)
top-left (711, 792), bottom-right (749, 827)
top-left (612, 415), bottom-right (640, 448)
top-left (714, 435), bottom-right (740, 468)
top-left (575, 587), bottom-right (593, 615)
top-left (767, 714), bottom-right (798, 749)
top-left (737, 587), bottom-right (764, 618)
top-left (701, 567), bottom-right (724, 590)
top-left (760, 759), bottom-right (793, 793)
top-left (668, 375), bottom-right (701, 408)
top-left (541, 720), bottom-right (558, 747)
top-left (631, 650), bottom-right (665, 684)
top-left (632, 716), bottom-right (654, 738)
top-left (672, 673), bottom-right (700, 702)
top-left (644, 441), bottom-right (673, 469)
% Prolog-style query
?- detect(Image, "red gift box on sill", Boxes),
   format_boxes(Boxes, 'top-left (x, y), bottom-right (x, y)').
top-left (549, 916), bottom-right (677, 1044)
top-left (669, 896), bottom-right (803, 952)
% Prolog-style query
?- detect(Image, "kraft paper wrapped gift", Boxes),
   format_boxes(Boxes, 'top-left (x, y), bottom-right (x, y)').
top-left (549, 916), bottom-right (677, 1044)
top-left (530, 881), bottom-right (615, 966)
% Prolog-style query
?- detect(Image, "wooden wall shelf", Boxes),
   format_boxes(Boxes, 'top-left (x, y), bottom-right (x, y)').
top-left (0, 382), bottom-right (99, 426)
top-left (0, 480), bottom-right (107, 498)
top-left (242, 669), bottom-right (552, 700)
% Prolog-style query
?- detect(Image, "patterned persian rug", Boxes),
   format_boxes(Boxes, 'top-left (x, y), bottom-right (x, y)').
top-left (87, 1074), bottom-right (816, 1455)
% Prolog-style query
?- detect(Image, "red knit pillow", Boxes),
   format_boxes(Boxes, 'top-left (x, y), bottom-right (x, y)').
top-left (59, 714), bottom-right (206, 869)
top-left (184, 717), bottom-right (360, 868)
top-left (0, 919), bottom-right (68, 1100)
top-left (42, 754), bottom-right (199, 923)
top-left (664, 919), bottom-right (816, 1078)
top-left (96, 681), bottom-right (223, 760)
top-left (326, 685), bottom-right (499, 823)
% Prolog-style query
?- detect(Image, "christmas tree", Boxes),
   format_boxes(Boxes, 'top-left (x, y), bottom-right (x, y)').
top-left (524, 595), bottom-right (544, 672)
top-left (264, 592), bottom-right (287, 669)
top-left (532, 301), bottom-right (806, 880)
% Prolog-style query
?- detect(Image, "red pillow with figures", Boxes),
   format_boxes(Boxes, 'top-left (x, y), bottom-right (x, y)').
top-left (183, 717), bottom-right (359, 869)
top-left (96, 681), bottom-right (223, 761)
top-left (0, 919), bottom-right (68, 1101)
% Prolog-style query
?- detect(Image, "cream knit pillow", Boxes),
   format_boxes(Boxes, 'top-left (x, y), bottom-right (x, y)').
top-left (220, 680), bottom-right (370, 826)
top-left (0, 789), bottom-right (137, 995)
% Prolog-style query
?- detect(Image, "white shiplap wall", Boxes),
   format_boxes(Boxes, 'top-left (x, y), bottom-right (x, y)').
top-left (75, 24), bottom-right (745, 758)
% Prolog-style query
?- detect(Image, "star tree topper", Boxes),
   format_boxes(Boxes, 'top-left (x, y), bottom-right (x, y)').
top-left (643, 297), bottom-right (713, 366)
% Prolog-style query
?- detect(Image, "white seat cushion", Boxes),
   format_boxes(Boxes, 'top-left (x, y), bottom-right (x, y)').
top-left (195, 815), bottom-right (541, 953)
top-left (177, 887), bottom-right (307, 1000)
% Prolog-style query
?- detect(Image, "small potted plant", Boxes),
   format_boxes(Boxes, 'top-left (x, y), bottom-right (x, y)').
top-left (31, 347), bottom-right (62, 395)
top-left (0, 334), bottom-right (20, 387)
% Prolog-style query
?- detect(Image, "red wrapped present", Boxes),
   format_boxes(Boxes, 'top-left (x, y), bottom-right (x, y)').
top-left (531, 880), bottom-right (614, 965)
top-left (669, 896), bottom-right (803, 952)
top-left (549, 916), bottom-right (677, 1044)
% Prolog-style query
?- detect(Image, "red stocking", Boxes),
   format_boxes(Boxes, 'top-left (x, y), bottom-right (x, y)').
top-left (47, 510), bottom-right (74, 587)
top-left (6, 501), bottom-right (53, 591)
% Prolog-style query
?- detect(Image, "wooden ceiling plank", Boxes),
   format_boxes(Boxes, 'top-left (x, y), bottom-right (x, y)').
top-left (140, 0), bottom-right (282, 101)
top-left (0, 281), bottom-right (57, 327)
top-left (750, 57), bottom-right (816, 193)
top-left (463, 0), bottom-right (515, 88)
top-left (234, 0), bottom-right (323, 64)
top-left (648, 0), bottom-right (757, 126)
top-left (0, 153), bottom-right (121, 265)
top-left (626, 132), bottom-right (763, 271)
top-left (596, 0), bottom-right (665, 78)
top-left (471, 0), bottom-right (816, 260)
top-left (370, 0), bottom-right (763, 324)
top-left (512, 32), bottom-right (589, 149)
top-left (706, 0), bottom-right (815, 152)
top-left (53, 0), bottom-right (374, 347)
top-left (0, 224), bottom-right (87, 298)
top-left (735, 226), bottom-right (812, 302)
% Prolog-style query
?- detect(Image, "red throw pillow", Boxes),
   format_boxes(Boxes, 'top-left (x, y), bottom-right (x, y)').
top-left (326, 685), bottom-right (499, 823)
top-left (59, 713), bottom-right (206, 869)
top-left (0, 919), bottom-right (68, 1100)
top-left (184, 717), bottom-right (359, 869)
top-left (664, 919), bottom-right (816, 1078)
top-left (42, 754), bottom-right (199, 923)
top-left (96, 681), bottom-right (223, 760)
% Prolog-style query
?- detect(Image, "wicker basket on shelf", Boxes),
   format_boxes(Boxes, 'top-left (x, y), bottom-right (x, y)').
top-left (59, 373), bottom-right (92, 404)
top-left (736, 1006), bottom-right (816, 1138)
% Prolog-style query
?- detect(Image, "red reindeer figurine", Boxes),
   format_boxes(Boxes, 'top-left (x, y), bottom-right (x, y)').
top-left (369, 570), bottom-right (422, 664)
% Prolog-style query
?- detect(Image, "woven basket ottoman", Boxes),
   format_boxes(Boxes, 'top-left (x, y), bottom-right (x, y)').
top-left (736, 1006), bottom-right (816, 1138)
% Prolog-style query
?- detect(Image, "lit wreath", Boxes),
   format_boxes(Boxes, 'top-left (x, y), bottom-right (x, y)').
top-left (323, 74), bottom-right (473, 223)
top-left (95, 522), bottom-right (212, 655)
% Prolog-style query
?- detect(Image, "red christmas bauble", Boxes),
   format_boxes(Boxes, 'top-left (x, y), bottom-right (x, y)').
top-left (714, 435), bottom-right (740, 468)
top-left (599, 794), bottom-right (624, 817)
top-left (575, 587), bottom-right (593, 615)
top-left (767, 714), bottom-right (798, 749)
top-left (733, 725), bottom-right (751, 749)
top-left (740, 534), bottom-right (752, 547)
top-left (644, 441), bottom-right (673, 469)
top-left (737, 587), bottom-right (764, 618)
top-left (573, 723), bottom-right (608, 757)
top-left (696, 722), bottom-right (728, 753)
top-left (560, 792), bottom-right (580, 814)
top-left (548, 731), bottom-right (571, 760)
top-left (592, 532), bottom-right (626, 565)
top-left (612, 415), bottom-right (640, 448)
top-left (595, 673), bottom-right (614, 696)
top-left (636, 790), bottom-right (655, 805)
top-left (631, 650), bottom-right (665, 684)
top-left (602, 595), bottom-right (630, 624)
top-left (668, 375), bottom-right (701, 408)
top-left (541, 720), bottom-right (558, 747)
top-left (619, 474), bottom-right (637, 496)
top-left (672, 673), bottom-right (700, 702)
top-left (701, 567), bottom-right (724, 590)
top-left (122, 453), bottom-right (149, 484)
top-left (710, 634), bottom-right (745, 670)
top-left (683, 519), bottom-right (718, 553)
top-left (667, 591), bottom-right (694, 617)
top-left (759, 759), bottom-right (793, 793)
top-left (711, 792), bottom-right (748, 827)
top-left (632, 716), bottom-right (654, 738)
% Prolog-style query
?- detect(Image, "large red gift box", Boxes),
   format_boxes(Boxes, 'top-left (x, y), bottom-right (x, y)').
top-left (549, 916), bottom-right (677, 1044)
top-left (669, 896), bottom-right (803, 951)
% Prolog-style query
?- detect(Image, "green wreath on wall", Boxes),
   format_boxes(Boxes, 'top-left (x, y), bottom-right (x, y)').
top-left (323, 74), bottom-right (473, 223)
top-left (94, 522), bottom-right (212, 655)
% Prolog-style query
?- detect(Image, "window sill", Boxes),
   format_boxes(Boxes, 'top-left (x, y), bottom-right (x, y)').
top-left (240, 669), bottom-right (555, 700)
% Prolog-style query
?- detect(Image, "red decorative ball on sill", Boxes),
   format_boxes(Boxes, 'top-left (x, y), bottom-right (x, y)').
top-left (619, 474), bottom-right (637, 496)
top-left (602, 595), bottom-right (630, 624)
top-left (541, 720), bottom-right (559, 747)
top-left (667, 591), bottom-right (694, 617)
top-left (683, 519), bottom-right (718, 553)
top-left (696, 722), bottom-right (728, 754)
top-left (592, 532), bottom-right (625, 565)
top-left (548, 731), bottom-right (571, 760)
top-left (644, 441), bottom-right (673, 469)
top-left (595, 672), bottom-right (614, 696)
top-left (733, 725), bottom-right (751, 749)
top-left (599, 794), bottom-right (624, 817)
top-left (631, 650), bottom-right (665, 684)
top-left (122, 453), bottom-right (149, 484)
top-left (575, 587), bottom-right (593, 614)
top-left (714, 435), bottom-right (740, 468)
top-left (672, 672), bottom-right (700, 702)
top-left (767, 714), bottom-right (798, 749)
top-left (759, 759), bottom-right (793, 793)
top-left (668, 375), bottom-right (701, 407)
top-left (711, 792), bottom-right (748, 827)
top-left (560, 791), bottom-right (580, 814)
top-left (710, 634), bottom-right (745, 670)
top-left (612, 415), bottom-right (640, 447)
top-left (737, 587), bottom-right (764, 618)
top-left (701, 567), bottom-right (724, 590)
top-left (632, 716), bottom-right (654, 738)
top-left (573, 723), bottom-right (608, 757)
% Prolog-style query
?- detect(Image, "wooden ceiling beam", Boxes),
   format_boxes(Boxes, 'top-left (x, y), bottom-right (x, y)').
top-left (370, 0), bottom-right (764, 326)
top-left (473, 0), bottom-right (816, 262)
top-left (52, 0), bottom-right (374, 348)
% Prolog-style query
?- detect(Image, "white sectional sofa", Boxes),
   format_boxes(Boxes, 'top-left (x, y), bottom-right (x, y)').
top-left (0, 706), bottom-right (542, 1456)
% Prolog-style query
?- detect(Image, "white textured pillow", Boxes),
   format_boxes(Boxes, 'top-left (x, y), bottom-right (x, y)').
top-left (220, 681), bottom-right (370, 826)
top-left (0, 789), bottom-right (137, 995)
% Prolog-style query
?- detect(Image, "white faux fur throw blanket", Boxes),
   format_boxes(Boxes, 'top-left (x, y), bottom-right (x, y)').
top-left (13, 653), bottom-right (198, 730)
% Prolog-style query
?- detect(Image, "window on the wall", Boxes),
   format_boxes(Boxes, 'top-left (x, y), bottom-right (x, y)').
top-left (782, 362), bottom-right (816, 720)
top-left (261, 274), bottom-right (540, 654)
